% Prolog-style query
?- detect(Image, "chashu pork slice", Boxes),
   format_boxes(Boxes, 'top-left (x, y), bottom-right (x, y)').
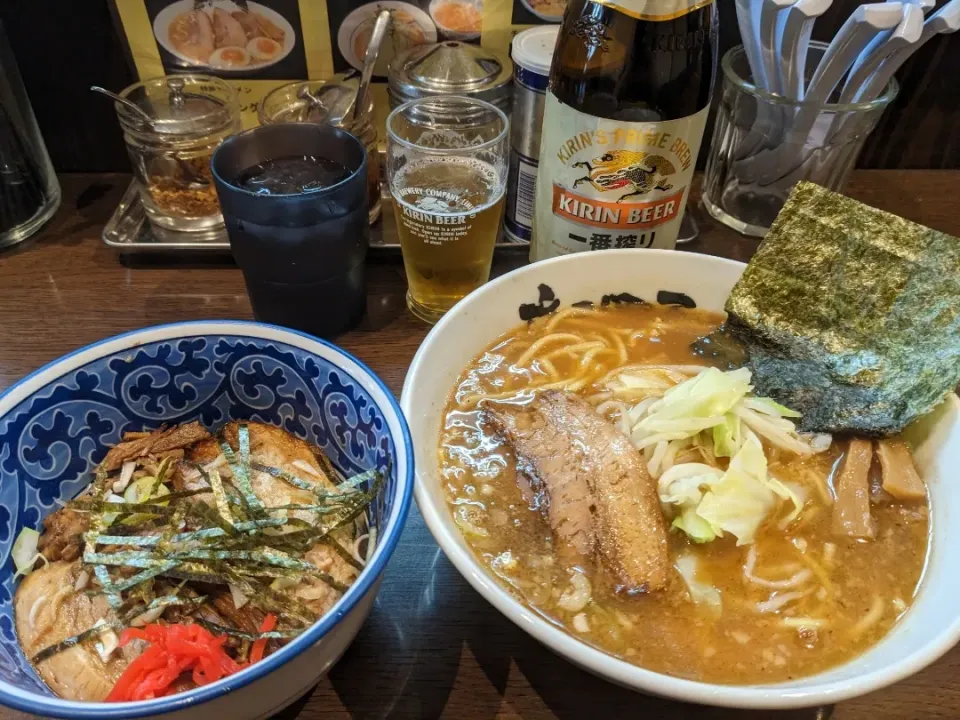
top-left (16, 560), bottom-right (139, 701)
top-left (484, 390), bottom-right (669, 593)
top-left (183, 421), bottom-right (360, 615)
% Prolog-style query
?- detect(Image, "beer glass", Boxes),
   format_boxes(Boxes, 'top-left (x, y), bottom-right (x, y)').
top-left (386, 96), bottom-right (508, 324)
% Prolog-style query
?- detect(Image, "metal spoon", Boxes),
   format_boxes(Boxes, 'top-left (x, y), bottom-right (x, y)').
top-left (352, 10), bottom-right (392, 122)
top-left (90, 86), bottom-right (152, 124)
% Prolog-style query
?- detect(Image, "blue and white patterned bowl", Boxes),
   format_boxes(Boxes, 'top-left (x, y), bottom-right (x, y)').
top-left (0, 321), bottom-right (414, 719)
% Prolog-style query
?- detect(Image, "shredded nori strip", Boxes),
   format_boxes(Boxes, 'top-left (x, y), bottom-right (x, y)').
top-left (90, 548), bottom-right (330, 574)
top-left (208, 469), bottom-right (236, 527)
top-left (146, 456), bottom-right (173, 498)
top-left (155, 503), bottom-right (189, 555)
top-left (314, 449), bottom-right (348, 485)
top-left (85, 553), bottom-right (179, 569)
top-left (250, 462), bottom-right (369, 501)
top-left (27, 422), bottom-right (387, 661)
top-left (93, 565), bottom-right (122, 609)
top-left (194, 618), bottom-right (301, 641)
top-left (89, 517), bottom-right (297, 550)
top-left (220, 425), bottom-right (266, 518)
top-left (94, 561), bottom-right (180, 595)
top-left (320, 537), bottom-right (365, 572)
top-left (32, 623), bottom-right (118, 664)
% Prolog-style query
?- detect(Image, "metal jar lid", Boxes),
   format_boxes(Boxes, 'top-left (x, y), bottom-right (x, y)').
top-left (388, 41), bottom-right (512, 112)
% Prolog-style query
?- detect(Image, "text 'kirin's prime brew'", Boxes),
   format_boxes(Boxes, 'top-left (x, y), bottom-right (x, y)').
top-left (531, 0), bottom-right (718, 260)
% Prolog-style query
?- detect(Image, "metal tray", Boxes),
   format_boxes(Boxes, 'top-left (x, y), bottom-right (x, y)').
top-left (102, 181), bottom-right (529, 256)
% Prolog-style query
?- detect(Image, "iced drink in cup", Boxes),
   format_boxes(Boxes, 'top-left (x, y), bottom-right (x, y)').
top-left (211, 123), bottom-right (369, 338)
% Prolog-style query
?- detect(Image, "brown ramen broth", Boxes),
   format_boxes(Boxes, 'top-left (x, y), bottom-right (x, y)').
top-left (439, 304), bottom-right (929, 683)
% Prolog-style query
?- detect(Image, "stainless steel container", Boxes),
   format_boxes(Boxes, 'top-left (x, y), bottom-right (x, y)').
top-left (387, 41), bottom-right (512, 115)
top-left (504, 26), bottom-right (557, 245)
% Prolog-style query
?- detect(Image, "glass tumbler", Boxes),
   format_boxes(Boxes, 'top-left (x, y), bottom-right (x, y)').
top-left (211, 123), bottom-right (369, 339)
top-left (701, 43), bottom-right (898, 237)
top-left (0, 20), bottom-right (60, 248)
top-left (386, 96), bottom-right (508, 324)
top-left (117, 75), bottom-right (240, 232)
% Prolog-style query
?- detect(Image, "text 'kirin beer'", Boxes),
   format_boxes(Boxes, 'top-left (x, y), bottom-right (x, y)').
top-left (531, 0), bottom-right (718, 260)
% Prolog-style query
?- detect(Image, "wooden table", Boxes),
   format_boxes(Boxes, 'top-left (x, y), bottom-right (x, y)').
top-left (1, 172), bottom-right (958, 720)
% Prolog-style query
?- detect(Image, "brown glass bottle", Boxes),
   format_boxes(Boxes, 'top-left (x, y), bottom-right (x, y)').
top-left (532, 0), bottom-right (718, 261)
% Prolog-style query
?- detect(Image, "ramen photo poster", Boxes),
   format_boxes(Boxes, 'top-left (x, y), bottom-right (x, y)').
top-left (111, 0), bottom-right (567, 127)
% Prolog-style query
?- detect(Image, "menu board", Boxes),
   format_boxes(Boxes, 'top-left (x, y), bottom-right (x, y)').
top-left (111, 0), bottom-right (566, 135)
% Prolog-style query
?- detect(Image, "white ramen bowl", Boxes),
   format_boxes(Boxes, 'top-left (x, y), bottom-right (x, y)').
top-left (401, 249), bottom-right (960, 709)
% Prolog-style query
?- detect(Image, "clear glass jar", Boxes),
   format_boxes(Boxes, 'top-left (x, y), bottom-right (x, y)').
top-left (701, 43), bottom-right (897, 237)
top-left (117, 75), bottom-right (240, 233)
top-left (260, 78), bottom-right (381, 225)
top-left (0, 20), bottom-right (60, 248)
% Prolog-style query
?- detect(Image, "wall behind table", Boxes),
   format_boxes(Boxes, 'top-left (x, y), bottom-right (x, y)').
top-left (1, 0), bottom-right (957, 172)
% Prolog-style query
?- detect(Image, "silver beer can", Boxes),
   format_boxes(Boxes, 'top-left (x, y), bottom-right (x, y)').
top-left (505, 26), bottom-right (558, 245)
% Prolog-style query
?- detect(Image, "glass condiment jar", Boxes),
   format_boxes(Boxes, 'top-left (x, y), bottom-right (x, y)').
top-left (260, 77), bottom-right (381, 225)
top-left (116, 75), bottom-right (240, 232)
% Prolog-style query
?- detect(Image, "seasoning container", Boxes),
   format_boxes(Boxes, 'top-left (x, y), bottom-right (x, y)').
top-left (115, 75), bottom-right (240, 233)
top-left (387, 41), bottom-right (513, 116)
top-left (260, 77), bottom-right (381, 224)
top-left (505, 26), bottom-right (558, 245)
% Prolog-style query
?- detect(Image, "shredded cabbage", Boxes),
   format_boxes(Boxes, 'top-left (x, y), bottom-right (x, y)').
top-left (672, 509), bottom-right (718, 544)
top-left (615, 366), bottom-right (829, 475)
top-left (657, 464), bottom-right (723, 543)
top-left (696, 436), bottom-right (780, 545)
top-left (675, 553), bottom-right (722, 609)
top-left (658, 436), bottom-right (804, 545)
top-left (612, 366), bottom-right (821, 543)
top-left (712, 413), bottom-right (742, 458)
top-left (12, 528), bottom-right (46, 579)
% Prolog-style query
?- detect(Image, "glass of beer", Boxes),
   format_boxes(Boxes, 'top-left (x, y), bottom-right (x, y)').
top-left (386, 96), bottom-right (508, 324)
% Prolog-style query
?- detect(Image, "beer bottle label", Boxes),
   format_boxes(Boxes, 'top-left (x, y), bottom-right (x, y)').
top-left (532, 94), bottom-right (709, 260)
top-left (593, 0), bottom-right (712, 20)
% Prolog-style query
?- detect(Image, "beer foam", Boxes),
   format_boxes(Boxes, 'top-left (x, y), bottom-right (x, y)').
top-left (393, 156), bottom-right (505, 216)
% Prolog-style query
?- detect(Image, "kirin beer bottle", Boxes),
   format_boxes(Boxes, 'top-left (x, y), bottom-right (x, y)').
top-left (531, 0), bottom-right (718, 260)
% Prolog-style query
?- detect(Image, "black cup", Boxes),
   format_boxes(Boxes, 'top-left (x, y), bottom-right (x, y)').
top-left (211, 123), bottom-right (369, 338)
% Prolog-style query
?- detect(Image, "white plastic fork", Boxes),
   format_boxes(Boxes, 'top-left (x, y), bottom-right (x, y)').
top-left (834, 0), bottom-right (933, 105)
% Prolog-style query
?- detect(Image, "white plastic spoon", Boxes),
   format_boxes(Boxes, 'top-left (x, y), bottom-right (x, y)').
top-left (803, 2), bottom-right (905, 107)
top-left (838, 3), bottom-right (923, 104)
top-left (777, 0), bottom-right (834, 100)
top-left (761, 0), bottom-right (797, 95)
top-left (736, 0), bottom-right (768, 88)
top-left (851, 0), bottom-right (960, 103)
top-left (740, 2), bottom-right (903, 180)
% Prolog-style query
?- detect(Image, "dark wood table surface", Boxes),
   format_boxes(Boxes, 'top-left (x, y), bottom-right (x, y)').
top-left (1, 172), bottom-right (958, 720)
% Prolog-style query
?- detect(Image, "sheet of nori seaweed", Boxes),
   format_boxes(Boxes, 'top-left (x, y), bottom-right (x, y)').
top-left (724, 181), bottom-right (960, 435)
